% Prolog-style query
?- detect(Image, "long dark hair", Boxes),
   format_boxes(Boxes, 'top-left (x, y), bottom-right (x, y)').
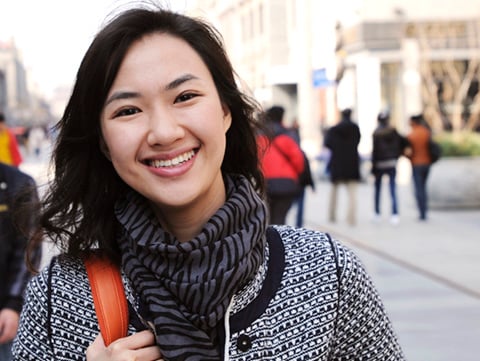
top-left (29, 5), bottom-right (264, 265)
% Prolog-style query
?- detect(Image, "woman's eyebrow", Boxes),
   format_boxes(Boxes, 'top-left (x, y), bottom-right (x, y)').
top-left (105, 74), bottom-right (199, 106)
top-left (164, 73), bottom-right (199, 91)
top-left (105, 91), bottom-right (140, 106)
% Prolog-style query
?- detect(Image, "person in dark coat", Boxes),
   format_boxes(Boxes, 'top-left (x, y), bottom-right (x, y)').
top-left (0, 162), bottom-right (40, 360)
top-left (324, 108), bottom-right (361, 225)
top-left (371, 112), bottom-right (409, 225)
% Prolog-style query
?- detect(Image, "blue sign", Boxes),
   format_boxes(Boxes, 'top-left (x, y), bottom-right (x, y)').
top-left (312, 68), bottom-right (333, 88)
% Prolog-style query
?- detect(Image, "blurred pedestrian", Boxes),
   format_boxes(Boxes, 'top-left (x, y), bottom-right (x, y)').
top-left (371, 111), bottom-right (409, 225)
top-left (14, 6), bottom-right (404, 361)
top-left (258, 106), bottom-right (305, 224)
top-left (0, 162), bottom-right (40, 360)
top-left (0, 113), bottom-right (22, 167)
top-left (324, 108), bottom-right (361, 226)
top-left (405, 113), bottom-right (432, 221)
top-left (27, 126), bottom-right (46, 158)
top-left (288, 119), bottom-right (315, 227)
top-left (294, 152), bottom-right (315, 227)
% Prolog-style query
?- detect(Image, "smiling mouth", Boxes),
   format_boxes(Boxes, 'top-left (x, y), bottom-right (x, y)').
top-left (146, 150), bottom-right (196, 168)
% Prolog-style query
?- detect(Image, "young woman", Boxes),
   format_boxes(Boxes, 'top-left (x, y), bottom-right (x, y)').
top-left (13, 5), bottom-right (404, 361)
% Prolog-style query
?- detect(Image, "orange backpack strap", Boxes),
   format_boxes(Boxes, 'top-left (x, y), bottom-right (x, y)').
top-left (84, 251), bottom-right (129, 346)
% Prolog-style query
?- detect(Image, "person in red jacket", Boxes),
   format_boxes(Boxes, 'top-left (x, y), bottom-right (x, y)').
top-left (258, 106), bottom-right (304, 224)
top-left (0, 113), bottom-right (22, 167)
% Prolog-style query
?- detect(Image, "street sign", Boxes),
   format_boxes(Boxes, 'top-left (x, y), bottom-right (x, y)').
top-left (312, 68), bottom-right (333, 88)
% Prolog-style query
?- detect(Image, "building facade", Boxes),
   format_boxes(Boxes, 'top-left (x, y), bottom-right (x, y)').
top-left (191, 0), bottom-right (337, 155)
top-left (0, 40), bottom-right (31, 125)
top-left (0, 40), bottom-right (53, 128)
top-left (336, 0), bottom-right (480, 152)
top-left (188, 0), bottom-right (480, 155)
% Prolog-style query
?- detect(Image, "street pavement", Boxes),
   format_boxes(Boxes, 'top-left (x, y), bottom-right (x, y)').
top-left (291, 175), bottom-right (480, 361)
top-left (20, 154), bottom-right (480, 361)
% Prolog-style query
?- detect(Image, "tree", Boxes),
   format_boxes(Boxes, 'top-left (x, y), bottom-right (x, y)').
top-left (409, 20), bottom-right (480, 132)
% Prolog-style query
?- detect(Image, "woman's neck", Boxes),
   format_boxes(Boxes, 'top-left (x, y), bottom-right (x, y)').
top-left (151, 180), bottom-right (227, 243)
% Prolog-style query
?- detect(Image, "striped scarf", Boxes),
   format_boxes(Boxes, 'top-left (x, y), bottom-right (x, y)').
top-left (115, 175), bottom-right (267, 360)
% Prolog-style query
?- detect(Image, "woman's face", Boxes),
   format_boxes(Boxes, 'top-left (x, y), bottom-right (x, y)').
top-left (101, 33), bottom-right (232, 221)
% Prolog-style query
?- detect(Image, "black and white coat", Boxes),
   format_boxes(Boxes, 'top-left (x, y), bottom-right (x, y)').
top-left (13, 225), bottom-right (404, 361)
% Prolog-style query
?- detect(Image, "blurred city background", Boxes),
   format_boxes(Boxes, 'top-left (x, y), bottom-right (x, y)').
top-left (1, 0), bottom-right (480, 360)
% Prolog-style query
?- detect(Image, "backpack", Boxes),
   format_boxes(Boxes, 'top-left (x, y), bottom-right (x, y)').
top-left (428, 138), bottom-right (442, 163)
top-left (298, 151), bottom-right (315, 189)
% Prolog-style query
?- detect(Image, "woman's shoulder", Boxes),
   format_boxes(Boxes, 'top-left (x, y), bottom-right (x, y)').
top-left (15, 254), bottom-right (101, 360)
top-left (271, 224), bottom-right (347, 253)
top-left (47, 253), bottom-right (89, 279)
top-left (29, 254), bottom-right (101, 328)
top-left (270, 225), bottom-right (384, 308)
top-left (44, 253), bottom-right (136, 313)
top-left (270, 225), bottom-right (365, 276)
top-left (28, 254), bottom-right (92, 304)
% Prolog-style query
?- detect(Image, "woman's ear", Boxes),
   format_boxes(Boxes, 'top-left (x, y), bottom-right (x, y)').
top-left (99, 138), bottom-right (111, 161)
top-left (222, 105), bottom-right (232, 132)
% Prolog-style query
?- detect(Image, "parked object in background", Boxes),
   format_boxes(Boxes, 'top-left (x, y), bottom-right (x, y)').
top-left (427, 131), bottom-right (480, 209)
top-left (429, 156), bottom-right (480, 209)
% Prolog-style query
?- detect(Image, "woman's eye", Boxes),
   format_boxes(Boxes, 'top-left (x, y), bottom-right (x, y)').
top-left (175, 92), bottom-right (198, 103)
top-left (114, 107), bottom-right (140, 118)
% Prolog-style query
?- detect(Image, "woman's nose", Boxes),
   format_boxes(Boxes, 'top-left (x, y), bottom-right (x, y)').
top-left (146, 110), bottom-right (184, 146)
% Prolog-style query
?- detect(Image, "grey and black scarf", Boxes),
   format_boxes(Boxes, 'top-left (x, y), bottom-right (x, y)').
top-left (115, 175), bottom-right (267, 360)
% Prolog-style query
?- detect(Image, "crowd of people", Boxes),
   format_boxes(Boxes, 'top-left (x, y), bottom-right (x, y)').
top-left (0, 4), bottom-right (441, 361)
top-left (253, 102), bottom-right (435, 228)
top-left (320, 109), bottom-right (435, 226)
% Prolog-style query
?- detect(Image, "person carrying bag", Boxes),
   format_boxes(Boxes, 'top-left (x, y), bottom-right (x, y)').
top-left (258, 106), bottom-right (305, 224)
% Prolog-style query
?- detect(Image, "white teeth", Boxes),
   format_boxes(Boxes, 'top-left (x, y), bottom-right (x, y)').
top-left (150, 150), bottom-right (195, 168)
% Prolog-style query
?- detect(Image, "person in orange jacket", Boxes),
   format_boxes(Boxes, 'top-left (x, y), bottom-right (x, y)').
top-left (0, 113), bottom-right (22, 167)
top-left (405, 113), bottom-right (432, 221)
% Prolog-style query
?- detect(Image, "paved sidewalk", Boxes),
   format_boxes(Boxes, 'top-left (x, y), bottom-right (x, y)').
top-left (293, 179), bottom-right (480, 361)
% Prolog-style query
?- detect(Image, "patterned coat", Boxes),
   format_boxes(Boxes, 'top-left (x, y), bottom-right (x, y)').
top-left (13, 225), bottom-right (404, 360)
